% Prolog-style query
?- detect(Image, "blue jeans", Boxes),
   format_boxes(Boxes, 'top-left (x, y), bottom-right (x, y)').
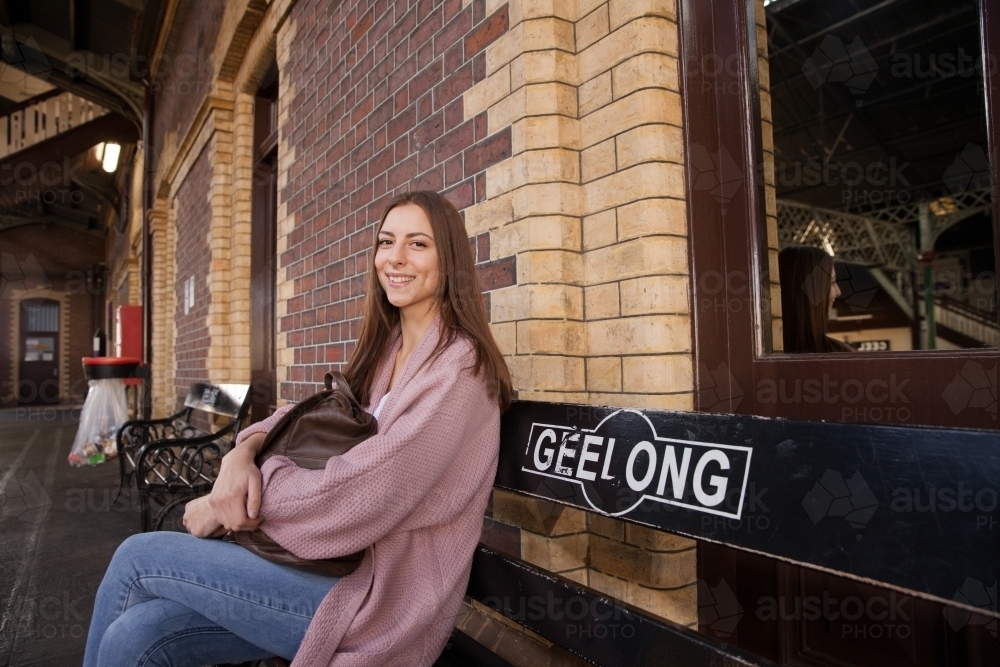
top-left (84, 532), bottom-right (339, 667)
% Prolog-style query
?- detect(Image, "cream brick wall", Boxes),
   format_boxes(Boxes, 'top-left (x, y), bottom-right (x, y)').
top-left (229, 0), bottom-right (286, 395)
top-left (148, 205), bottom-right (176, 418)
top-left (205, 117), bottom-right (237, 383)
top-left (465, 0), bottom-right (697, 630)
top-left (273, 7), bottom-right (297, 403)
top-left (464, 0), bottom-right (691, 410)
top-left (227, 90), bottom-right (255, 383)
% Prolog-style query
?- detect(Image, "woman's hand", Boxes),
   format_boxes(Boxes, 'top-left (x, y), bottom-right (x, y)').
top-left (183, 496), bottom-right (227, 538)
top-left (209, 433), bottom-right (265, 531)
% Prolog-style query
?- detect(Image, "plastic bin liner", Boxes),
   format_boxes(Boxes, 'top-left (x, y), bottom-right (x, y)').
top-left (68, 379), bottom-right (128, 466)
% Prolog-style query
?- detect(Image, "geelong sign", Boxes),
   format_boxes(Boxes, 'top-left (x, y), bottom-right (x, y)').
top-left (523, 410), bottom-right (752, 520)
top-left (496, 401), bottom-right (1000, 617)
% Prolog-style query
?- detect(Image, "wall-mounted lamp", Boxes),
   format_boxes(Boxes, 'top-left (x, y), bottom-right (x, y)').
top-left (101, 142), bottom-right (121, 173)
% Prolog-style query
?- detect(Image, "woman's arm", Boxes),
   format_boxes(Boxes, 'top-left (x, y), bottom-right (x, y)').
top-left (182, 495), bottom-right (228, 538)
top-left (209, 402), bottom-right (296, 530)
top-left (256, 347), bottom-right (498, 560)
top-left (209, 432), bottom-right (265, 530)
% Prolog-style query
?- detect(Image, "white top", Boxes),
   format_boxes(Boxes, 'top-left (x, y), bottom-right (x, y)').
top-left (372, 393), bottom-right (390, 420)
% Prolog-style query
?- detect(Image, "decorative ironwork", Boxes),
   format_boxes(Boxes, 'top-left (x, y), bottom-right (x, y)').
top-left (777, 186), bottom-right (992, 271)
top-left (116, 383), bottom-right (251, 531)
top-left (0, 91), bottom-right (109, 159)
top-left (116, 410), bottom-right (200, 495)
top-left (135, 431), bottom-right (232, 532)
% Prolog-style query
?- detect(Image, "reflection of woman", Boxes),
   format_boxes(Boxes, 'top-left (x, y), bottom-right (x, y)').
top-left (778, 245), bottom-right (854, 353)
top-left (84, 191), bottom-right (513, 666)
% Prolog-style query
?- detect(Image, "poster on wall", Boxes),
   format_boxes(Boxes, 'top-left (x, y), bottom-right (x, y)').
top-left (24, 337), bottom-right (55, 362)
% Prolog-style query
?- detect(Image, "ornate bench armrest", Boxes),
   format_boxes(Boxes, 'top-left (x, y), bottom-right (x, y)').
top-left (117, 408), bottom-right (196, 457)
top-left (135, 429), bottom-right (234, 491)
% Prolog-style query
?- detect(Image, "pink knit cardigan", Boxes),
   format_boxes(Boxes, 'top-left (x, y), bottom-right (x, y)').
top-left (234, 319), bottom-right (500, 666)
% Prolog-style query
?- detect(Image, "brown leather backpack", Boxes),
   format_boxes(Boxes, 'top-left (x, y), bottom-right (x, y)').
top-left (225, 371), bottom-right (378, 577)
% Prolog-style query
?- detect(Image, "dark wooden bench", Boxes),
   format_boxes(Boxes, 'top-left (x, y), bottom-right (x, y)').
top-left (230, 398), bottom-right (998, 667)
top-left (117, 382), bottom-right (251, 531)
top-left (433, 546), bottom-right (778, 667)
top-left (243, 547), bottom-right (774, 667)
top-left (436, 400), bottom-right (999, 666)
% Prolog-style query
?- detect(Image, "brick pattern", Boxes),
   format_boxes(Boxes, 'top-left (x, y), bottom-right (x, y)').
top-left (463, 0), bottom-right (692, 412)
top-left (226, 91), bottom-right (257, 392)
top-left (222, 0), bottom-right (298, 403)
top-left (216, 0), bottom-right (269, 83)
top-left (224, 0), bottom-right (304, 404)
top-left (153, 0), bottom-right (227, 169)
top-left (0, 225), bottom-right (105, 405)
top-left (454, 599), bottom-right (591, 667)
top-left (203, 119), bottom-right (238, 384)
top-left (588, 515), bottom-right (697, 625)
top-left (460, 0), bottom-right (698, 630)
top-left (756, 0), bottom-right (782, 350)
top-left (275, 0), bottom-right (512, 400)
top-left (491, 489), bottom-right (697, 628)
top-left (65, 293), bottom-right (93, 402)
top-left (149, 207), bottom-right (177, 419)
top-left (173, 148), bottom-right (213, 409)
top-left (0, 291), bottom-right (89, 405)
top-left (142, 0), bottom-right (288, 417)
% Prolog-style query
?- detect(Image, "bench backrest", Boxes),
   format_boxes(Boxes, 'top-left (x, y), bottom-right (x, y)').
top-left (182, 383), bottom-right (251, 421)
top-left (496, 401), bottom-right (999, 619)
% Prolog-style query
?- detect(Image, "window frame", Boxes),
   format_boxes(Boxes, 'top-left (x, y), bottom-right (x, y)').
top-left (678, 0), bottom-right (1000, 429)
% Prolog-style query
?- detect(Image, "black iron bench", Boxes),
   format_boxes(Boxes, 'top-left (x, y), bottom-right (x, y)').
top-left (117, 382), bottom-right (251, 531)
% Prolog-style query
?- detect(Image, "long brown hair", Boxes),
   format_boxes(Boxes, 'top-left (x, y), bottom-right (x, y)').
top-left (344, 191), bottom-right (513, 410)
top-left (778, 245), bottom-right (851, 353)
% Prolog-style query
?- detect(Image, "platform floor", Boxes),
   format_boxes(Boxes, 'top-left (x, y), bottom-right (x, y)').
top-left (0, 406), bottom-right (138, 667)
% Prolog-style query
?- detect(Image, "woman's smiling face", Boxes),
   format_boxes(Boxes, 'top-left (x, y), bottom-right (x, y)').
top-left (375, 203), bottom-right (441, 315)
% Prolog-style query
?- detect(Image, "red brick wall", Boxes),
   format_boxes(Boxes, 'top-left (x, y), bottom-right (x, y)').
top-left (66, 293), bottom-right (95, 402)
top-left (152, 0), bottom-right (227, 161)
top-left (173, 148), bottom-right (213, 409)
top-left (279, 0), bottom-right (513, 400)
top-left (0, 226), bottom-right (104, 405)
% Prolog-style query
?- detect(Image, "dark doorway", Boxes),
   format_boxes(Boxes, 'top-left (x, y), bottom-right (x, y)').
top-left (18, 298), bottom-right (60, 405)
top-left (250, 61), bottom-right (278, 424)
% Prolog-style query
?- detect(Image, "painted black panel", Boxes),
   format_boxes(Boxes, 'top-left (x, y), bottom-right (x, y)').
top-left (497, 401), bottom-right (1000, 614)
top-left (468, 547), bottom-right (777, 667)
top-left (434, 629), bottom-right (516, 667)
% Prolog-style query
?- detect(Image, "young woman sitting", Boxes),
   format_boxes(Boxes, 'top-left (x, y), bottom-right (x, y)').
top-left (83, 190), bottom-right (513, 667)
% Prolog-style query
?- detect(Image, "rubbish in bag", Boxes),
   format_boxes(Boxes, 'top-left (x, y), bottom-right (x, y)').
top-left (69, 379), bottom-right (129, 467)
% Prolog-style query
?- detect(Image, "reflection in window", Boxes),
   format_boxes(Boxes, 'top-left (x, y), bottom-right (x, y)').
top-left (759, 0), bottom-right (996, 351)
